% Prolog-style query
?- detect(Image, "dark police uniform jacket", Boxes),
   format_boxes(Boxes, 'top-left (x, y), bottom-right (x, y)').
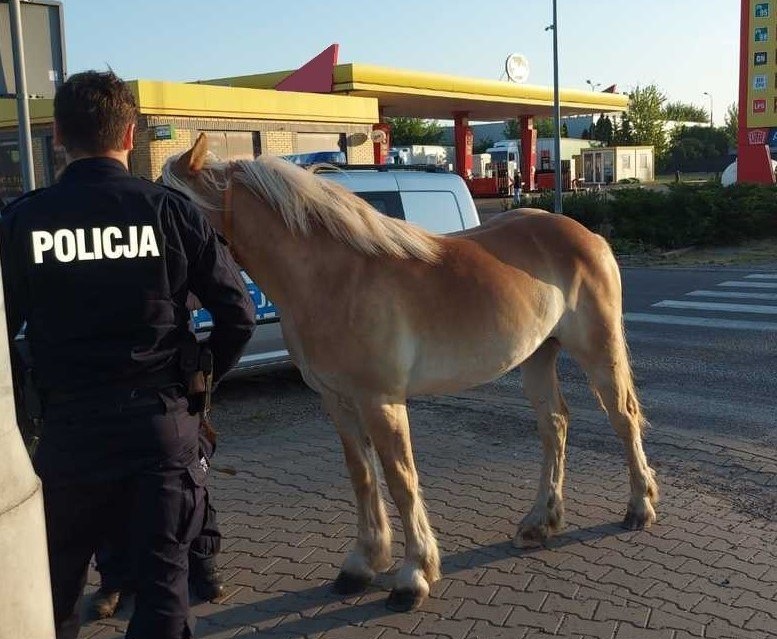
top-left (0, 157), bottom-right (255, 483)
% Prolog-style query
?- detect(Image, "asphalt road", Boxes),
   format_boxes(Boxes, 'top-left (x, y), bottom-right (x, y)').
top-left (445, 265), bottom-right (777, 522)
top-left (574, 266), bottom-right (777, 446)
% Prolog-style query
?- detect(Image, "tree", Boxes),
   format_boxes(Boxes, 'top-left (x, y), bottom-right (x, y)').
top-left (592, 114), bottom-right (614, 145)
top-left (473, 137), bottom-right (494, 154)
top-left (503, 119), bottom-right (521, 140)
top-left (561, 122), bottom-right (569, 138)
top-left (505, 117), bottom-right (561, 139)
top-left (724, 103), bottom-right (738, 147)
top-left (386, 117), bottom-right (444, 145)
top-left (627, 84), bottom-right (668, 158)
top-left (613, 116), bottom-right (634, 144)
top-left (663, 101), bottom-right (709, 123)
top-left (535, 118), bottom-right (555, 138)
top-left (667, 125), bottom-right (730, 168)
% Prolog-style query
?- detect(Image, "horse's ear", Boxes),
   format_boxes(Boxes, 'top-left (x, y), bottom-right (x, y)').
top-left (176, 132), bottom-right (209, 176)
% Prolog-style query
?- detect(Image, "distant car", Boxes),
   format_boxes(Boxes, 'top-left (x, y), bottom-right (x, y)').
top-left (192, 166), bottom-right (482, 377)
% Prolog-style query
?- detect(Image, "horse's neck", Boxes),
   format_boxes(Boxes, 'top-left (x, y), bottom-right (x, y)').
top-left (232, 205), bottom-right (350, 311)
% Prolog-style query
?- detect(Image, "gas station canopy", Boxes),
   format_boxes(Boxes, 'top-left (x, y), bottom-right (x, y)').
top-left (202, 63), bottom-right (628, 121)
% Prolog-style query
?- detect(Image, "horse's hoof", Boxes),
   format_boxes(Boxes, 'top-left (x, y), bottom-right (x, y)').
top-left (332, 571), bottom-right (372, 595)
top-left (622, 506), bottom-right (655, 530)
top-left (386, 588), bottom-right (424, 612)
top-left (513, 521), bottom-right (550, 548)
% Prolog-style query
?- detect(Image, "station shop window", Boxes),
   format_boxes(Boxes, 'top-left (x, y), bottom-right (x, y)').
top-left (295, 132), bottom-right (347, 154)
top-left (199, 131), bottom-right (256, 161)
top-left (0, 140), bottom-right (23, 203)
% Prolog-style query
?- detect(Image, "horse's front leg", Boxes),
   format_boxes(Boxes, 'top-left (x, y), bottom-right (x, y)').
top-left (358, 399), bottom-right (440, 612)
top-left (323, 395), bottom-right (393, 595)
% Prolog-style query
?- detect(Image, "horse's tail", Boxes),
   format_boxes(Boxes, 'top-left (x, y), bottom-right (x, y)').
top-left (604, 238), bottom-right (649, 435)
top-left (617, 315), bottom-right (649, 434)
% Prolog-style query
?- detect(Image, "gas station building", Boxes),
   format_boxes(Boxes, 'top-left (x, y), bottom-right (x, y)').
top-left (0, 44), bottom-right (627, 198)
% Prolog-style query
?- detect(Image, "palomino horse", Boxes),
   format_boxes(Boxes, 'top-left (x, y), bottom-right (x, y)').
top-left (163, 133), bottom-right (658, 612)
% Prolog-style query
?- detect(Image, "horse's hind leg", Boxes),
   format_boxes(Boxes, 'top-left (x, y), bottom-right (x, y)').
top-left (358, 399), bottom-right (440, 612)
top-left (515, 338), bottom-right (570, 547)
top-left (570, 323), bottom-right (659, 530)
top-left (323, 395), bottom-right (393, 595)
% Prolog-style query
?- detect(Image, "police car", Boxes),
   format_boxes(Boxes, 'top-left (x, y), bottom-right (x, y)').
top-left (193, 166), bottom-right (482, 377)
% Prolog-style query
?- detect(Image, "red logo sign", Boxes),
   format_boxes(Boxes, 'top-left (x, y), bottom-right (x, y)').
top-left (748, 129), bottom-right (769, 145)
top-left (753, 99), bottom-right (768, 113)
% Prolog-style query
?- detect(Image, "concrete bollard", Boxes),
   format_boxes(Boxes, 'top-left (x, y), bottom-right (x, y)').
top-left (0, 262), bottom-right (55, 637)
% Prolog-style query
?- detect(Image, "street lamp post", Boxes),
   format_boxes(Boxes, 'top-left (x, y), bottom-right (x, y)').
top-left (703, 91), bottom-right (714, 128)
top-left (8, 0), bottom-right (36, 192)
top-left (546, 0), bottom-right (562, 214)
top-left (586, 79), bottom-right (601, 92)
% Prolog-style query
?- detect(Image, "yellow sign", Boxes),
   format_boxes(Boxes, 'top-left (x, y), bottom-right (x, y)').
top-left (747, 1), bottom-right (777, 127)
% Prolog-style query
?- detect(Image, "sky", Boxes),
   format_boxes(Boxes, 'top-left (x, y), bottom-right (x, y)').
top-left (60, 0), bottom-right (740, 126)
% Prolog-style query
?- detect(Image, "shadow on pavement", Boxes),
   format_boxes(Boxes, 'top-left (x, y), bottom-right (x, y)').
top-left (197, 520), bottom-right (628, 637)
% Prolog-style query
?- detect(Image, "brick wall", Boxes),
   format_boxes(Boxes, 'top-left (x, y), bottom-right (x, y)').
top-left (141, 116), bottom-right (373, 166)
top-left (131, 124), bottom-right (194, 180)
top-left (347, 136), bottom-right (374, 164)
top-left (262, 131), bottom-right (294, 156)
top-left (4, 116), bottom-right (376, 186)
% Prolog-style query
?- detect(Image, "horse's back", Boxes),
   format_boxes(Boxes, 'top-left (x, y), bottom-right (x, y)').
top-left (458, 208), bottom-right (616, 285)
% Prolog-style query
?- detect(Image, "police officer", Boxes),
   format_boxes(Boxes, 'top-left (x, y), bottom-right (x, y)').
top-left (0, 70), bottom-right (255, 638)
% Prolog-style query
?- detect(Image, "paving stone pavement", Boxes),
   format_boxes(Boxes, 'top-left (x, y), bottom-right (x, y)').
top-left (77, 378), bottom-right (777, 639)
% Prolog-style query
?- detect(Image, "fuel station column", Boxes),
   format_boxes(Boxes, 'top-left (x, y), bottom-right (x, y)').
top-left (372, 123), bottom-right (391, 164)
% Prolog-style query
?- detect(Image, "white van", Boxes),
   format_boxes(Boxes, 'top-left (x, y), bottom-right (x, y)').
top-left (193, 167), bottom-right (481, 376)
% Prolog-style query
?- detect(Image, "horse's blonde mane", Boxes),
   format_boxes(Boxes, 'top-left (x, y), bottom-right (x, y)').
top-left (162, 154), bottom-right (443, 263)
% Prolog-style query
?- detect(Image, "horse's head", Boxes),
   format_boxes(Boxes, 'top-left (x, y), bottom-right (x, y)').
top-left (162, 132), bottom-right (442, 265)
top-left (162, 132), bottom-right (232, 237)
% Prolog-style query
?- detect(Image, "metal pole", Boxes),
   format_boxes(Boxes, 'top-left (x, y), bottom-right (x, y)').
top-left (9, 0), bottom-right (36, 192)
top-left (551, 0), bottom-right (562, 213)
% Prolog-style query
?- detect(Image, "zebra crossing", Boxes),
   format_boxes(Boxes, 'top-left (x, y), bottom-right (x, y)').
top-left (625, 273), bottom-right (777, 332)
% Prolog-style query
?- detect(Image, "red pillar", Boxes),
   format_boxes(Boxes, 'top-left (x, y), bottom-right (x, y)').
top-left (737, 0), bottom-right (775, 183)
top-left (454, 112), bottom-right (473, 179)
top-left (520, 116), bottom-right (537, 192)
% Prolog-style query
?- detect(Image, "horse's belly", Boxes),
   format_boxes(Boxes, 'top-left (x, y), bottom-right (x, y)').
top-left (406, 333), bottom-right (540, 396)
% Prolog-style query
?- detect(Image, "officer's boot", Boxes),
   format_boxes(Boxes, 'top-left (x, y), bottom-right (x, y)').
top-left (190, 559), bottom-right (225, 602)
top-left (89, 588), bottom-right (121, 619)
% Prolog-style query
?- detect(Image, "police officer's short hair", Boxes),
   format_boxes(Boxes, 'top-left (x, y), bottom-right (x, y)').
top-left (54, 70), bottom-right (138, 154)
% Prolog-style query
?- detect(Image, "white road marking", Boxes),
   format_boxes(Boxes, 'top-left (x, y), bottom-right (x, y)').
top-left (625, 313), bottom-right (777, 332)
top-left (687, 290), bottom-right (777, 301)
top-left (744, 273), bottom-right (777, 280)
top-left (239, 350), bottom-right (289, 364)
top-left (653, 300), bottom-right (777, 315)
top-left (717, 281), bottom-right (777, 289)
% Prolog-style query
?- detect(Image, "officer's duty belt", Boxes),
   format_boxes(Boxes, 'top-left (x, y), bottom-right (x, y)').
top-left (45, 370), bottom-right (183, 406)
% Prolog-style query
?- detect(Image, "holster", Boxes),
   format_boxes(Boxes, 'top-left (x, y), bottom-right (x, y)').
top-left (180, 341), bottom-right (217, 448)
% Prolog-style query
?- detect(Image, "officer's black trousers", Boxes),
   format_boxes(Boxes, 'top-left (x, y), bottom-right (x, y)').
top-left (44, 465), bottom-right (206, 639)
top-left (95, 488), bottom-right (222, 592)
top-left (95, 428), bottom-right (222, 595)
top-left (37, 388), bottom-right (207, 639)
